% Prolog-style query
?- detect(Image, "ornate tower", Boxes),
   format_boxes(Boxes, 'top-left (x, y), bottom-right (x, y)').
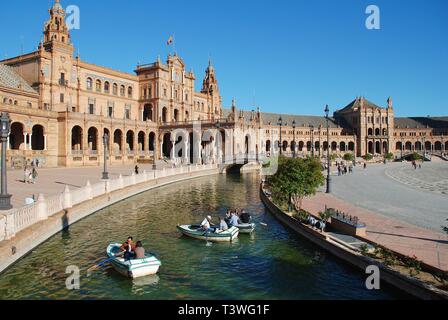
top-left (41, 0), bottom-right (73, 54)
top-left (201, 60), bottom-right (222, 119)
top-left (201, 60), bottom-right (219, 95)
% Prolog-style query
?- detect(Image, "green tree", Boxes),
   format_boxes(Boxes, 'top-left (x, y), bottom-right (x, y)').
top-left (267, 156), bottom-right (325, 210)
top-left (343, 153), bottom-right (354, 161)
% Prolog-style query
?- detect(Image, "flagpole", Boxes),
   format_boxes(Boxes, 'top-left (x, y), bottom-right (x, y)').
top-left (173, 33), bottom-right (176, 55)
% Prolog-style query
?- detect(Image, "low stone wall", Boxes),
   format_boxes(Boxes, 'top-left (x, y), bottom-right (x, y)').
top-left (0, 165), bottom-right (219, 274)
top-left (260, 184), bottom-right (448, 300)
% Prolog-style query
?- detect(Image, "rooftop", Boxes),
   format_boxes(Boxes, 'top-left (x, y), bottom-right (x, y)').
top-left (0, 64), bottom-right (37, 94)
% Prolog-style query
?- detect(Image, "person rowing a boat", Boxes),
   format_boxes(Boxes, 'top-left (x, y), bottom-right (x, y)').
top-left (201, 215), bottom-right (217, 234)
top-left (118, 236), bottom-right (136, 261)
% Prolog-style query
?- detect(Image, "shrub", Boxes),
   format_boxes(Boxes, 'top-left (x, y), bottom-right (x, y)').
top-left (343, 153), bottom-right (354, 161)
top-left (404, 255), bottom-right (422, 276)
top-left (364, 153), bottom-right (373, 161)
top-left (385, 152), bottom-right (394, 161)
top-left (360, 244), bottom-right (369, 255)
top-left (411, 152), bottom-right (421, 161)
top-left (293, 210), bottom-right (309, 223)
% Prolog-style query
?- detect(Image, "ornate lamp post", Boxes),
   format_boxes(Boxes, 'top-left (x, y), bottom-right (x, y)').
top-left (292, 120), bottom-right (296, 158)
top-left (421, 135), bottom-right (425, 161)
top-left (325, 105), bottom-right (332, 194)
top-left (310, 124), bottom-right (315, 158)
top-left (0, 113), bottom-right (12, 210)
top-left (102, 133), bottom-right (110, 180)
top-left (278, 117), bottom-right (284, 155)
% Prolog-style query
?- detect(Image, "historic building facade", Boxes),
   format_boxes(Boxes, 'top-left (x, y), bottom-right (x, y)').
top-left (1, 1), bottom-right (447, 168)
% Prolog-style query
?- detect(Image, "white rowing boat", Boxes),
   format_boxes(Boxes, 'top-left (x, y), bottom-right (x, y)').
top-left (177, 225), bottom-right (239, 242)
top-left (106, 243), bottom-right (161, 279)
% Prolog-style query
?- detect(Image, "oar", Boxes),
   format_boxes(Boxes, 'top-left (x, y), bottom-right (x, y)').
top-left (87, 257), bottom-right (115, 272)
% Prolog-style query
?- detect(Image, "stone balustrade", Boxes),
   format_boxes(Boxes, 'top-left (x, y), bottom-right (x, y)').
top-left (0, 164), bottom-right (216, 242)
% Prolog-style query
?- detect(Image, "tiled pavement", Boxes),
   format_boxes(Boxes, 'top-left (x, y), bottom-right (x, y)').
top-left (302, 192), bottom-right (448, 271)
top-left (6, 163), bottom-right (173, 208)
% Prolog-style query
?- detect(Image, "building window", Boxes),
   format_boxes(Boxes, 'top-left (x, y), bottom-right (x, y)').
top-left (125, 105), bottom-right (131, 120)
top-left (148, 86), bottom-right (152, 98)
top-left (163, 88), bottom-right (167, 97)
top-left (128, 87), bottom-right (133, 98)
top-left (60, 93), bottom-right (65, 103)
top-left (104, 82), bottom-right (110, 94)
top-left (107, 101), bottom-right (114, 118)
top-left (87, 78), bottom-right (93, 90)
top-left (113, 83), bottom-right (118, 95)
top-left (89, 103), bottom-right (94, 115)
top-left (96, 80), bottom-right (102, 92)
top-left (120, 85), bottom-right (125, 97)
top-left (60, 72), bottom-right (66, 85)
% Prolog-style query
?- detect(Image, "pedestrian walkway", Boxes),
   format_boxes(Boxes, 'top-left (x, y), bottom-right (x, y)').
top-left (6, 162), bottom-right (175, 208)
top-left (302, 192), bottom-right (448, 271)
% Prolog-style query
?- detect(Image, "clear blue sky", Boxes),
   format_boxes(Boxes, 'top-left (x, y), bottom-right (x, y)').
top-left (0, 0), bottom-right (447, 117)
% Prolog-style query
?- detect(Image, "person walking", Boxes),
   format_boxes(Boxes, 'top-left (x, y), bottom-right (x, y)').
top-left (135, 165), bottom-right (139, 175)
top-left (31, 167), bottom-right (38, 184)
top-left (23, 166), bottom-right (30, 184)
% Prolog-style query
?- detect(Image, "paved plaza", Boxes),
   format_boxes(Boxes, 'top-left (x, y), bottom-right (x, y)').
top-left (6, 163), bottom-right (169, 208)
top-left (303, 161), bottom-right (448, 271)
top-left (330, 162), bottom-right (448, 233)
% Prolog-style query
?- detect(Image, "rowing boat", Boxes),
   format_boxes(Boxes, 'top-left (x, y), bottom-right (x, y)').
top-left (106, 243), bottom-right (162, 279)
top-left (177, 225), bottom-right (239, 242)
top-left (234, 223), bottom-right (256, 234)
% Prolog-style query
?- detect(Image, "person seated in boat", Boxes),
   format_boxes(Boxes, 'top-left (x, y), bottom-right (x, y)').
top-left (229, 212), bottom-right (241, 227)
top-left (201, 215), bottom-right (217, 233)
top-left (119, 236), bottom-right (136, 261)
top-left (134, 241), bottom-right (145, 259)
top-left (225, 210), bottom-right (232, 225)
top-left (219, 217), bottom-right (229, 231)
top-left (240, 210), bottom-right (251, 224)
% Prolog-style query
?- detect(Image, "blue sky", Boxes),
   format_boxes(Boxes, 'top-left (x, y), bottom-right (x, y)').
top-left (0, 0), bottom-right (447, 117)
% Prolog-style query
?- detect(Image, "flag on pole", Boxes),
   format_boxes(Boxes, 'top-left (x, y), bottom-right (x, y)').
top-left (167, 35), bottom-right (174, 46)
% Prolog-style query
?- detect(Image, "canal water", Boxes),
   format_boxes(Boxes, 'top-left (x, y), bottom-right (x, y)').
top-left (0, 173), bottom-right (406, 299)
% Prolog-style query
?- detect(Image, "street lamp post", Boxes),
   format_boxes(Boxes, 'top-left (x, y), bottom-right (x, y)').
top-left (325, 105), bottom-right (332, 194)
top-left (292, 120), bottom-right (296, 158)
top-left (310, 125), bottom-right (315, 158)
top-left (422, 136), bottom-right (425, 162)
top-left (102, 133), bottom-right (110, 180)
top-left (278, 117), bottom-right (283, 156)
top-left (0, 113), bottom-right (12, 210)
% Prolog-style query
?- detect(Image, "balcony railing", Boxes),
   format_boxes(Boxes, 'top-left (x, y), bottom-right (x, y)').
top-left (71, 150), bottom-right (83, 156)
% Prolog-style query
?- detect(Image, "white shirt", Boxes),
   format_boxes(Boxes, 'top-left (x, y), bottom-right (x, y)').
top-left (201, 218), bottom-right (210, 229)
top-left (230, 215), bottom-right (240, 226)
